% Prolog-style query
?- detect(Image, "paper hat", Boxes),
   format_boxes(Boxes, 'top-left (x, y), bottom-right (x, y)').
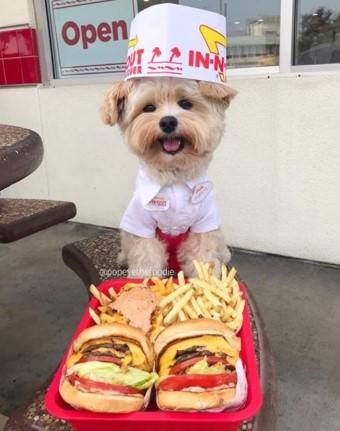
top-left (125, 3), bottom-right (227, 84)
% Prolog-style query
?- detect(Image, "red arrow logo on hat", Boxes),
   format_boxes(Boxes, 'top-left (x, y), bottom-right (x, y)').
top-left (150, 47), bottom-right (162, 63)
top-left (169, 47), bottom-right (181, 63)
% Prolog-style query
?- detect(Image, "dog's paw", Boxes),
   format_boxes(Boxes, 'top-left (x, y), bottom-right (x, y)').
top-left (179, 259), bottom-right (196, 278)
top-left (223, 246), bottom-right (232, 263)
top-left (211, 258), bottom-right (222, 276)
top-left (180, 248), bottom-right (231, 277)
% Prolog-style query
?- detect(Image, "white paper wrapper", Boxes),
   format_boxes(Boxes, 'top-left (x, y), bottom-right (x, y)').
top-left (125, 3), bottom-right (227, 84)
top-left (204, 358), bottom-right (248, 412)
top-left (143, 384), bottom-right (153, 409)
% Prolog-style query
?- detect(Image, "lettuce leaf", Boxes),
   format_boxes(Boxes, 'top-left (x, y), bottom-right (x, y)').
top-left (186, 358), bottom-right (226, 375)
top-left (68, 361), bottom-right (158, 389)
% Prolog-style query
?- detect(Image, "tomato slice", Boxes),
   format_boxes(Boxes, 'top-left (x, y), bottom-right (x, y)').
top-left (68, 374), bottom-right (142, 395)
top-left (159, 372), bottom-right (237, 391)
top-left (76, 355), bottom-right (121, 365)
top-left (170, 356), bottom-right (229, 375)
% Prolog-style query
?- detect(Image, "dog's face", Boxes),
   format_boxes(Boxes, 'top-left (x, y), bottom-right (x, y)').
top-left (102, 77), bottom-right (236, 182)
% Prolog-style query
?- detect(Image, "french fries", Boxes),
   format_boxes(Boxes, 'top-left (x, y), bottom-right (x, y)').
top-left (88, 283), bottom-right (129, 325)
top-left (88, 307), bottom-right (101, 325)
top-left (87, 260), bottom-right (245, 334)
top-left (163, 289), bottom-right (194, 325)
top-left (150, 276), bottom-right (175, 297)
top-left (159, 283), bottom-right (191, 308)
top-left (156, 260), bottom-right (245, 333)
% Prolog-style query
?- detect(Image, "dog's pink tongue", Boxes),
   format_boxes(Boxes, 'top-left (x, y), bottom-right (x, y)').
top-left (163, 139), bottom-right (181, 152)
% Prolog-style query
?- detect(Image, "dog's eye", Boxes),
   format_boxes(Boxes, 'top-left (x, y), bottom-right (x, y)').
top-left (143, 104), bottom-right (156, 113)
top-left (178, 99), bottom-right (193, 110)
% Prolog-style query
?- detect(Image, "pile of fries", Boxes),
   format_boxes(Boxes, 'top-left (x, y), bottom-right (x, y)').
top-left (155, 261), bottom-right (245, 333)
top-left (88, 260), bottom-right (245, 335)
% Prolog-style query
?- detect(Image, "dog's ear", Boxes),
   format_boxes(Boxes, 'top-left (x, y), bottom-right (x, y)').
top-left (101, 81), bottom-right (130, 126)
top-left (198, 81), bottom-right (237, 107)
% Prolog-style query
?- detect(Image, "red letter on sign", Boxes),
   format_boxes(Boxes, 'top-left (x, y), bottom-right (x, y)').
top-left (98, 22), bottom-right (111, 42)
top-left (188, 50), bottom-right (195, 66)
top-left (126, 51), bottom-right (136, 68)
top-left (112, 20), bottom-right (128, 40)
top-left (214, 55), bottom-right (225, 73)
top-left (135, 48), bottom-right (144, 64)
top-left (195, 52), bottom-right (210, 69)
top-left (81, 24), bottom-right (96, 49)
top-left (62, 21), bottom-right (80, 46)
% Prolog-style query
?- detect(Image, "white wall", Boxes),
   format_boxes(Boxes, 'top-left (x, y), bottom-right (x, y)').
top-left (0, 0), bottom-right (31, 27)
top-left (213, 73), bottom-right (340, 264)
top-left (1, 1), bottom-right (340, 264)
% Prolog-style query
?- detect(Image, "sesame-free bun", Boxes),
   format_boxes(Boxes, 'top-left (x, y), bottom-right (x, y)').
top-left (59, 377), bottom-right (145, 413)
top-left (156, 386), bottom-right (236, 411)
top-left (154, 319), bottom-right (241, 359)
top-left (72, 323), bottom-right (154, 367)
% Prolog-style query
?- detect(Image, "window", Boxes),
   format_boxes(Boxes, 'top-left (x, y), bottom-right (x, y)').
top-left (45, 0), bottom-right (134, 79)
top-left (294, 0), bottom-right (340, 65)
top-left (226, 0), bottom-right (281, 69)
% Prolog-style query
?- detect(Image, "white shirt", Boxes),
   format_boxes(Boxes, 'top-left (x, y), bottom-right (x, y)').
top-left (120, 169), bottom-right (221, 238)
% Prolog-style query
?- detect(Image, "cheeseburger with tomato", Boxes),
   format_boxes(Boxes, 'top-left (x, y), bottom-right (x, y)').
top-left (59, 323), bottom-right (158, 413)
top-left (154, 319), bottom-right (248, 411)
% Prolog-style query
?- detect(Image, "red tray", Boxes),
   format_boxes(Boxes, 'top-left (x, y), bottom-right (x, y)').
top-left (45, 278), bottom-right (262, 431)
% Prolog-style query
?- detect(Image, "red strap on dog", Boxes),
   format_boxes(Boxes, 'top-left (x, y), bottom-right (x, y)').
top-left (156, 228), bottom-right (189, 274)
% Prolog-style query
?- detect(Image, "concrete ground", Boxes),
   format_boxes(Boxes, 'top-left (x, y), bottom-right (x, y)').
top-left (0, 222), bottom-right (339, 430)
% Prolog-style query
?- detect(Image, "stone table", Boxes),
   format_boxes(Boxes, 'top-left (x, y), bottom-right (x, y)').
top-left (0, 124), bottom-right (43, 191)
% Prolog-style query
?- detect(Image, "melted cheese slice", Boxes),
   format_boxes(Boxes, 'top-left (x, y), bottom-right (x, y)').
top-left (66, 337), bottom-right (148, 370)
top-left (150, 312), bottom-right (164, 340)
top-left (66, 352), bottom-right (82, 368)
top-left (124, 340), bottom-right (148, 369)
top-left (159, 335), bottom-right (239, 376)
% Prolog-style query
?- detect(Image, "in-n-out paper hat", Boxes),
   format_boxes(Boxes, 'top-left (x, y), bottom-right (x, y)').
top-left (125, 3), bottom-right (227, 84)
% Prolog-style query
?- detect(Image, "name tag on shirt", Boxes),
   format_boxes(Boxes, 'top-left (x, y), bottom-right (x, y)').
top-left (191, 181), bottom-right (213, 204)
top-left (144, 195), bottom-right (170, 211)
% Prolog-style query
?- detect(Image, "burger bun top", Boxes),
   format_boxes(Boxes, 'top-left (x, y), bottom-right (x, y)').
top-left (154, 319), bottom-right (241, 359)
top-left (72, 323), bottom-right (154, 366)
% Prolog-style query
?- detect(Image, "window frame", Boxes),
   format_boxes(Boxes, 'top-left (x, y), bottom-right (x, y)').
top-left (32, 0), bottom-right (340, 87)
top-left (291, 0), bottom-right (340, 71)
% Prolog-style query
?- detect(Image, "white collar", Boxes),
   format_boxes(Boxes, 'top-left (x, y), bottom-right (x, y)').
top-left (136, 169), bottom-right (208, 206)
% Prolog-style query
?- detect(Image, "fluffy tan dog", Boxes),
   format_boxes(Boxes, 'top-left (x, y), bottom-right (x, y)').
top-left (102, 77), bottom-right (236, 277)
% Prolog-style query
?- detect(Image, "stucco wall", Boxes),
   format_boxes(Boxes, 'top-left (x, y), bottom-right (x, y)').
top-left (1, 1), bottom-right (340, 264)
top-left (0, 0), bottom-right (32, 27)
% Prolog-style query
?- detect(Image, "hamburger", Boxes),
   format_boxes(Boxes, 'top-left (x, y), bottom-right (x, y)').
top-left (59, 323), bottom-right (158, 413)
top-left (154, 319), bottom-right (248, 411)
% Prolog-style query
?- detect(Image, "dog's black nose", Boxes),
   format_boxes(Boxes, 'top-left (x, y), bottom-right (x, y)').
top-left (159, 116), bottom-right (178, 134)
